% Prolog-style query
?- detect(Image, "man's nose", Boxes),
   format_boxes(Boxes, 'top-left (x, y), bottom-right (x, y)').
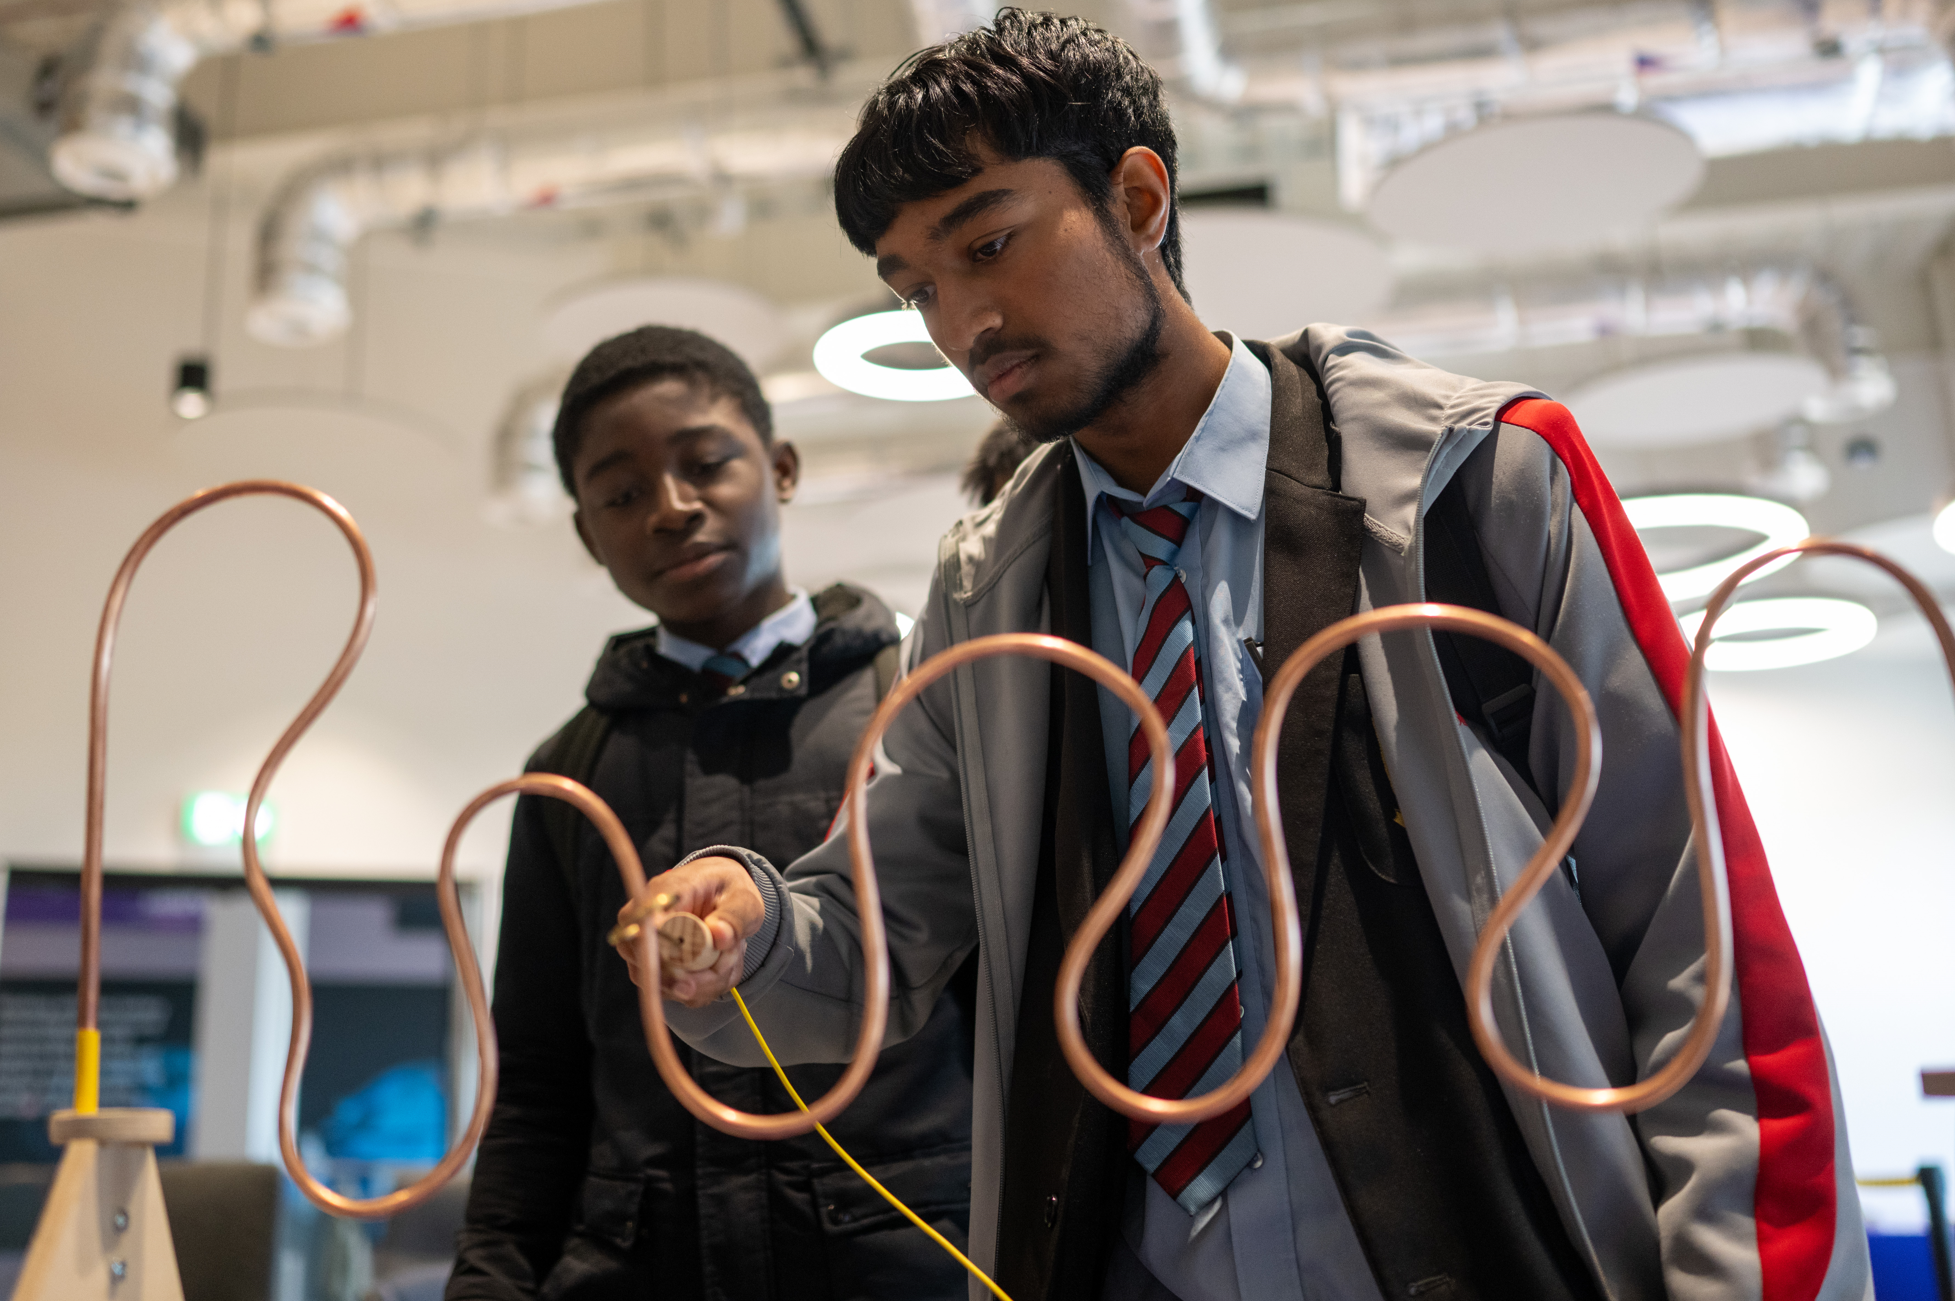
top-left (929, 286), bottom-right (1003, 369)
top-left (648, 474), bottom-right (702, 530)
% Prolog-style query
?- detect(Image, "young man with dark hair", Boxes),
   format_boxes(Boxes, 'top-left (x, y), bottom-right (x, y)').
top-left (633, 14), bottom-right (1869, 1301)
top-left (447, 325), bottom-right (975, 1301)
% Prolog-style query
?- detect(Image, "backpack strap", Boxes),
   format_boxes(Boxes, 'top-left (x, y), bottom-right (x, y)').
top-left (1423, 477), bottom-right (1541, 799)
top-left (535, 705), bottom-right (613, 889)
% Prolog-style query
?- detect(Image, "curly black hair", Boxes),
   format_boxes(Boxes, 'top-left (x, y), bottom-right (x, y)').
top-left (552, 325), bottom-right (773, 495)
top-left (833, 9), bottom-right (1185, 297)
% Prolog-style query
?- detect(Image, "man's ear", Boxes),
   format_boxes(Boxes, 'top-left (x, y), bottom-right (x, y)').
top-left (1109, 147), bottom-right (1174, 259)
top-left (771, 440), bottom-right (801, 503)
top-left (572, 507), bottom-right (604, 566)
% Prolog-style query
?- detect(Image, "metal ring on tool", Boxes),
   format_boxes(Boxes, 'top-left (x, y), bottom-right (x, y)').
top-left (85, 481), bottom-right (499, 1219)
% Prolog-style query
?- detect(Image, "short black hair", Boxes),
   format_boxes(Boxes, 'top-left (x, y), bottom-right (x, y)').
top-left (962, 418), bottom-right (1040, 506)
top-left (552, 325), bottom-right (773, 495)
top-left (833, 9), bottom-right (1185, 296)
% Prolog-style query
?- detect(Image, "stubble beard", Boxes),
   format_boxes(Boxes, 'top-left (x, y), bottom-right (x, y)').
top-left (1003, 236), bottom-right (1167, 446)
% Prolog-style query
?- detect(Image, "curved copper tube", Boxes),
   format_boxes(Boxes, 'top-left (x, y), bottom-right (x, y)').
top-left (85, 481), bottom-right (503, 1219)
top-left (1056, 641), bottom-right (1270, 1124)
top-left (618, 633), bottom-right (1171, 1138)
top-left (1650, 537), bottom-right (1955, 1108)
top-left (81, 482), bottom-right (377, 1038)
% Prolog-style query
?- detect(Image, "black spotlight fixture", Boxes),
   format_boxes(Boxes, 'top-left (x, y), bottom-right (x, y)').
top-left (171, 355), bottom-right (212, 420)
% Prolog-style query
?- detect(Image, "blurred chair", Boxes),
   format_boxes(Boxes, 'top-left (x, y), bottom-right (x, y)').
top-left (158, 1161), bottom-right (280, 1301)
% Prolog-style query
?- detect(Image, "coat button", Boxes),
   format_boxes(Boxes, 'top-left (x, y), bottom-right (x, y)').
top-left (1249, 1152), bottom-right (1264, 1170)
top-left (1042, 1195), bottom-right (1057, 1228)
top-left (725, 683), bottom-right (746, 697)
top-left (780, 670), bottom-right (802, 690)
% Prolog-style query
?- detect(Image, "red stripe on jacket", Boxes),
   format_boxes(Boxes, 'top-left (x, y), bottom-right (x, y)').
top-left (1494, 397), bottom-right (1836, 1301)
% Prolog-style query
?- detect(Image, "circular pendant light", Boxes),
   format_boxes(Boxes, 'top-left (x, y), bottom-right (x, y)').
top-left (1367, 114), bottom-right (1703, 255)
top-left (1179, 211), bottom-right (1392, 340)
top-left (812, 311), bottom-right (976, 402)
top-left (1679, 597), bottom-right (1877, 671)
top-left (1933, 495), bottom-right (1955, 555)
top-left (1566, 353), bottom-right (1832, 448)
top-left (541, 277), bottom-right (790, 371)
top-left (1622, 494), bottom-right (1810, 601)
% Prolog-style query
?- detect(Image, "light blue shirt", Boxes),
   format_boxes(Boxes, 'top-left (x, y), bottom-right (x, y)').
top-left (1075, 336), bottom-right (1384, 1301)
top-left (655, 589), bottom-right (816, 672)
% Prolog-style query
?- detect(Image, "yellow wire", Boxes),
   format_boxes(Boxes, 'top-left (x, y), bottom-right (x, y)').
top-left (731, 988), bottom-right (1014, 1301)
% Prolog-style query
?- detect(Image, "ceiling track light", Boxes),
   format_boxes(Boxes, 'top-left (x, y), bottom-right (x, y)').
top-left (812, 311), bottom-right (976, 403)
top-left (170, 356), bottom-right (212, 420)
top-left (1621, 493), bottom-right (1811, 602)
top-left (1679, 597), bottom-right (1878, 671)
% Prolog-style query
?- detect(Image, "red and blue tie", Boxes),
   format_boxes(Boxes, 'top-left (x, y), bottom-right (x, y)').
top-left (1106, 490), bottom-right (1258, 1214)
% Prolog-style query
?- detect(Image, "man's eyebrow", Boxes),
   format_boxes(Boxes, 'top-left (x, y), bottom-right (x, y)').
top-left (875, 190), bottom-right (1018, 280)
top-left (578, 448), bottom-right (631, 484)
top-left (928, 188), bottom-right (1015, 243)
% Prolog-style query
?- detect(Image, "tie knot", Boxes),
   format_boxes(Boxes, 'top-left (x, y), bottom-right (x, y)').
top-left (701, 652), bottom-right (748, 694)
top-left (1107, 490), bottom-right (1202, 570)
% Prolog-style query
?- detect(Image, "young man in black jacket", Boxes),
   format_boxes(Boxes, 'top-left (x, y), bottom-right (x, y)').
top-left (446, 326), bottom-right (975, 1301)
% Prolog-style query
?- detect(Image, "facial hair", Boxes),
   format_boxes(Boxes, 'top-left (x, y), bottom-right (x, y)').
top-left (996, 233), bottom-right (1167, 445)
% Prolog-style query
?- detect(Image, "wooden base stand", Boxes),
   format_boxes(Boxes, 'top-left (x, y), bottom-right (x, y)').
top-left (13, 1108), bottom-right (184, 1301)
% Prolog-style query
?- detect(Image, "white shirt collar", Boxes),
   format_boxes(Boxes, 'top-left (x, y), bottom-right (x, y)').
top-left (656, 588), bottom-right (817, 673)
top-left (1072, 334), bottom-right (1272, 563)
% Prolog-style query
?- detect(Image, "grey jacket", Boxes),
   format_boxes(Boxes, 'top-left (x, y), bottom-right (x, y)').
top-left (671, 326), bottom-right (1871, 1301)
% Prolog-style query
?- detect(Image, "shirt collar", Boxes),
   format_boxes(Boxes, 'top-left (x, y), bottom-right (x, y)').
top-left (1072, 333), bottom-right (1272, 564)
top-left (656, 588), bottom-right (817, 674)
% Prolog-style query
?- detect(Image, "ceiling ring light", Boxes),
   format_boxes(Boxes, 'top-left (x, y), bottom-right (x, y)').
top-left (1679, 597), bottom-right (1877, 671)
top-left (1622, 494), bottom-right (1810, 602)
top-left (812, 311), bottom-right (976, 402)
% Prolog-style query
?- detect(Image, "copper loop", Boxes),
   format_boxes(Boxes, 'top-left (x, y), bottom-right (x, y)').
top-left (623, 635), bottom-right (1152, 1139)
top-left (1470, 540), bottom-right (1953, 1114)
top-left (1050, 635), bottom-right (1261, 1124)
top-left (1645, 538), bottom-right (1955, 1112)
top-left (86, 481), bottom-right (500, 1219)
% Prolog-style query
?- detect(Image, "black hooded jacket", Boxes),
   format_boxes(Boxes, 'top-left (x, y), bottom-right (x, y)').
top-left (448, 584), bottom-right (975, 1301)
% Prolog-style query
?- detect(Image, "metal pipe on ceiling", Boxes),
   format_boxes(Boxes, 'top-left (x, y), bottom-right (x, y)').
top-left (246, 105), bottom-right (853, 346)
top-left (50, 0), bottom-right (619, 202)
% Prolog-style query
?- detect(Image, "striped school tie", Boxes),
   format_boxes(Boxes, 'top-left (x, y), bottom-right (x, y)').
top-left (700, 651), bottom-right (749, 697)
top-left (1106, 489), bottom-right (1258, 1215)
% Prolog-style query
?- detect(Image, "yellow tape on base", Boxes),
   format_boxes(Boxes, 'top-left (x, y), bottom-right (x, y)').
top-left (731, 988), bottom-right (1013, 1301)
top-left (73, 1029), bottom-right (101, 1114)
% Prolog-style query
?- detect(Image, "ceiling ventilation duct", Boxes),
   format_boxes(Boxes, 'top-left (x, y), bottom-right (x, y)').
top-left (246, 104), bottom-right (853, 347)
top-left (50, 0), bottom-right (617, 202)
top-left (1209, 1), bottom-right (1952, 211)
top-left (1366, 263), bottom-right (1895, 444)
top-left (1116, 0), bottom-right (1244, 104)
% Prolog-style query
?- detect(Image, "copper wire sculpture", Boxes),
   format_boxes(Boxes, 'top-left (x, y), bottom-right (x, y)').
top-left (85, 482), bottom-right (1951, 1207)
top-left (81, 481), bottom-right (504, 1218)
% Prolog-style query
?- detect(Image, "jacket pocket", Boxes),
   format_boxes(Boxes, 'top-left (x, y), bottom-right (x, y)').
top-left (574, 1170), bottom-right (644, 1249)
top-left (537, 1171), bottom-right (651, 1301)
top-left (809, 1144), bottom-right (973, 1301)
